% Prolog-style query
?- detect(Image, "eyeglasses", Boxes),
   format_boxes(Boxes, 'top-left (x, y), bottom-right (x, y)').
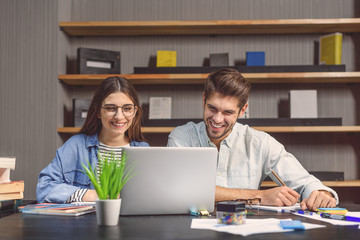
top-left (101, 104), bottom-right (137, 117)
top-left (233, 198), bottom-right (261, 209)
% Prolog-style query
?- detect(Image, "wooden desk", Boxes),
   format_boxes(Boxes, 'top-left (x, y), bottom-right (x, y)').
top-left (1, 205), bottom-right (360, 239)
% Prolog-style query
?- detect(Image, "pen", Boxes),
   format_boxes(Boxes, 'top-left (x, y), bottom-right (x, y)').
top-left (296, 210), bottom-right (313, 215)
top-left (321, 213), bottom-right (360, 223)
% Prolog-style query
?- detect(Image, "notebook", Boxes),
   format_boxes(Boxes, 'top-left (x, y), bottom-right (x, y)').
top-left (120, 147), bottom-right (217, 215)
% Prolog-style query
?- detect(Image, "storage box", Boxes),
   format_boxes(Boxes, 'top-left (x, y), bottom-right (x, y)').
top-left (216, 201), bottom-right (246, 225)
top-left (290, 90), bottom-right (318, 118)
top-left (78, 47), bottom-right (120, 74)
top-left (149, 97), bottom-right (172, 119)
top-left (73, 99), bottom-right (91, 127)
top-left (246, 51), bottom-right (265, 66)
top-left (209, 53), bottom-right (229, 66)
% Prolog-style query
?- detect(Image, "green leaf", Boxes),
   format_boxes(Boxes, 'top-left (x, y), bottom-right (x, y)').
top-left (81, 149), bottom-right (136, 200)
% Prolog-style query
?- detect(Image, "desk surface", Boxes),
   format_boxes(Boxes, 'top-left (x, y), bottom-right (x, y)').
top-left (1, 205), bottom-right (360, 240)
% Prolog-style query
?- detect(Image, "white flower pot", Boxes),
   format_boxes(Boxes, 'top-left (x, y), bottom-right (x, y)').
top-left (95, 199), bottom-right (122, 226)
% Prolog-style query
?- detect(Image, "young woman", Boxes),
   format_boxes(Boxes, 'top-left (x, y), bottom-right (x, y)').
top-left (37, 76), bottom-right (149, 203)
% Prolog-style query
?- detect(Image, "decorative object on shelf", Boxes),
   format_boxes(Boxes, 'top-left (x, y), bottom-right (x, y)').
top-left (209, 53), bottom-right (229, 67)
top-left (156, 50), bottom-right (177, 67)
top-left (264, 171), bottom-right (344, 181)
top-left (73, 99), bottom-right (91, 127)
top-left (78, 47), bottom-right (120, 74)
top-left (81, 151), bottom-right (135, 226)
top-left (246, 51), bottom-right (265, 66)
top-left (142, 118), bottom-right (342, 127)
top-left (290, 90), bottom-right (318, 118)
top-left (134, 65), bottom-right (345, 74)
top-left (319, 32), bottom-right (342, 65)
top-left (149, 97), bottom-right (172, 119)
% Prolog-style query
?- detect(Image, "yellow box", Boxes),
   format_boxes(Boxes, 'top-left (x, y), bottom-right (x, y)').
top-left (319, 32), bottom-right (342, 65)
top-left (157, 50), bottom-right (177, 67)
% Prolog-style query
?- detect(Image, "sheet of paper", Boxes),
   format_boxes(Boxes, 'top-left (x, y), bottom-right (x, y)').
top-left (191, 218), bottom-right (325, 236)
top-left (345, 212), bottom-right (360, 218)
top-left (249, 203), bottom-right (302, 213)
top-left (293, 212), bottom-right (360, 226)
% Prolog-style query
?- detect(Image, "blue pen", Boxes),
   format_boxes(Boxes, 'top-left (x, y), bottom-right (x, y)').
top-left (296, 210), bottom-right (313, 215)
top-left (321, 213), bottom-right (360, 223)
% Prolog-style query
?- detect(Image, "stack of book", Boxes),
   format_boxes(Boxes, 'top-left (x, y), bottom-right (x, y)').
top-left (20, 203), bottom-right (96, 216)
top-left (0, 157), bottom-right (24, 217)
top-left (0, 157), bottom-right (24, 201)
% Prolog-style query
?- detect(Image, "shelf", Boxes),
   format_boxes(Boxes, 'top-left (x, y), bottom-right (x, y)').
top-left (59, 18), bottom-right (360, 36)
top-left (261, 180), bottom-right (360, 188)
top-left (57, 126), bottom-right (360, 134)
top-left (59, 72), bottom-right (360, 86)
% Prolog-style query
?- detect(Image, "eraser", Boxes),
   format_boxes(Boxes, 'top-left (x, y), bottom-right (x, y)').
top-left (279, 220), bottom-right (305, 230)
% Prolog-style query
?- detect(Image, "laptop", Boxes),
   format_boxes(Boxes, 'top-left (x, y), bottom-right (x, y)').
top-left (120, 147), bottom-right (217, 215)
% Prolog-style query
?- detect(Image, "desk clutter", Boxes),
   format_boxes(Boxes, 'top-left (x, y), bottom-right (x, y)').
top-left (191, 203), bottom-right (360, 236)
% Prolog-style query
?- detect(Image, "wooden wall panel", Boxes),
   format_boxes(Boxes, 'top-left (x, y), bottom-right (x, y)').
top-left (0, 0), bottom-right (59, 200)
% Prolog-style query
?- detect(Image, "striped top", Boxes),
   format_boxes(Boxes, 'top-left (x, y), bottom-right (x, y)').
top-left (66, 142), bottom-right (130, 203)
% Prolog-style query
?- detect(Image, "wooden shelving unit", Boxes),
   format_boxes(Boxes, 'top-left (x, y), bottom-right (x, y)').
top-left (58, 18), bottom-right (360, 190)
top-left (59, 72), bottom-right (360, 85)
top-left (59, 18), bottom-right (360, 36)
top-left (261, 180), bottom-right (360, 188)
top-left (57, 126), bottom-right (360, 134)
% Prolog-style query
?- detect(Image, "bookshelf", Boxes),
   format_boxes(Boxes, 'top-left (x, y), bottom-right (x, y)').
top-left (59, 18), bottom-right (360, 36)
top-left (57, 126), bottom-right (360, 134)
top-left (261, 180), bottom-right (360, 188)
top-left (59, 72), bottom-right (360, 85)
top-left (58, 18), bottom-right (360, 188)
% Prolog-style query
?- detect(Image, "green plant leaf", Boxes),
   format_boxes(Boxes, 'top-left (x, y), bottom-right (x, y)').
top-left (81, 149), bottom-right (135, 200)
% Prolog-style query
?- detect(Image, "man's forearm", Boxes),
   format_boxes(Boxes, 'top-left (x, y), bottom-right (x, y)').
top-left (215, 186), bottom-right (262, 202)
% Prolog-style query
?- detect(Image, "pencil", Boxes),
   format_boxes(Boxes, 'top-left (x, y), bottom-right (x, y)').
top-left (270, 168), bottom-right (286, 186)
top-left (270, 168), bottom-right (300, 203)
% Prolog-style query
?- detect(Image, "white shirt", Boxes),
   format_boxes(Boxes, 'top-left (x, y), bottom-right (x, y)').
top-left (167, 121), bottom-right (338, 203)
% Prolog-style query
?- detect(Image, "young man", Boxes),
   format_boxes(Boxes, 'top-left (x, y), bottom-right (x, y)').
top-left (167, 68), bottom-right (338, 211)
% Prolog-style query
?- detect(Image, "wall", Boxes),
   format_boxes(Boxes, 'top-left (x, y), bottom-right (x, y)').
top-left (0, 0), bottom-right (59, 200)
top-left (63, 0), bottom-right (360, 180)
top-left (0, 0), bottom-right (359, 200)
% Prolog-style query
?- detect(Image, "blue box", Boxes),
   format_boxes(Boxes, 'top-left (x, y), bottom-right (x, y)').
top-left (246, 51), bottom-right (265, 66)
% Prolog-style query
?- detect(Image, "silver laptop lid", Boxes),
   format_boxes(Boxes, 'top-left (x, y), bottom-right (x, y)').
top-left (120, 147), bottom-right (217, 215)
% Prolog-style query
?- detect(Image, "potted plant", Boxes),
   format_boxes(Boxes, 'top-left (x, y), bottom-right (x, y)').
top-left (81, 151), bottom-right (135, 226)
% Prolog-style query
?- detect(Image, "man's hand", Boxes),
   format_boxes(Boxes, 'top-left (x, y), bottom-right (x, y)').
top-left (82, 189), bottom-right (98, 202)
top-left (260, 186), bottom-right (300, 206)
top-left (300, 190), bottom-right (336, 211)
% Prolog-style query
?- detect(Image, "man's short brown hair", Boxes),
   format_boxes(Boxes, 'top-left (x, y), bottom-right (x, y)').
top-left (204, 68), bottom-right (251, 108)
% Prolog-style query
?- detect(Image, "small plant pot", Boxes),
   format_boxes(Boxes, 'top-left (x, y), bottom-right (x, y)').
top-left (95, 199), bottom-right (122, 226)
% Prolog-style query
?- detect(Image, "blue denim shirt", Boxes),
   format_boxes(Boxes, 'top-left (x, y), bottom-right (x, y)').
top-left (167, 121), bottom-right (338, 204)
top-left (36, 134), bottom-right (149, 203)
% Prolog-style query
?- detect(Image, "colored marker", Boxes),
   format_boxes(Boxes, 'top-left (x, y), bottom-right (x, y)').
top-left (321, 213), bottom-right (360, 223)
top-left (296, 210), bottom-right (313, 215)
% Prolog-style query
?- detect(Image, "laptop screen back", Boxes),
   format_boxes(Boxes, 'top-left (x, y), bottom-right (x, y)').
top-left (120, 147), bottom-right (217, 215)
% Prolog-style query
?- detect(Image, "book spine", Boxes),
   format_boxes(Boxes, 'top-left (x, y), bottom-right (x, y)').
top-left (334, 34), bottom-right (342, 65)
